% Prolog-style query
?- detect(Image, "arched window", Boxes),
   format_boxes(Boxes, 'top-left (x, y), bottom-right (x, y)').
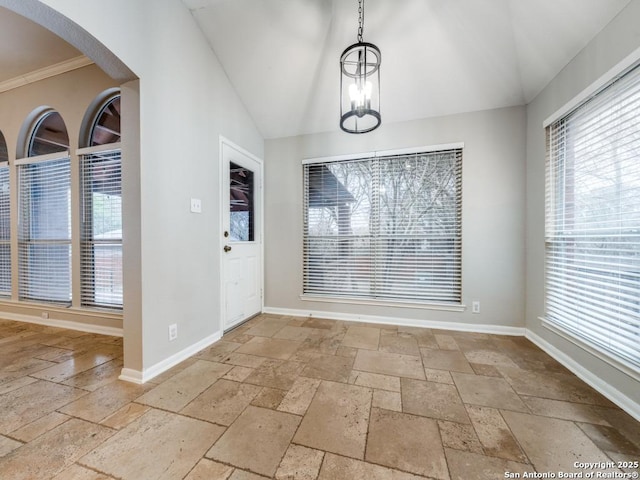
top-left (91, 95), bottom-right (120, 146)
top-left (17, 109), bottom-right (72, 304)
top-left (28, 111), bottom-right (70, 156)
top-left (79, 91), bottom-right (122, 308)
top-left (0, 131), bottom-right (10, 296)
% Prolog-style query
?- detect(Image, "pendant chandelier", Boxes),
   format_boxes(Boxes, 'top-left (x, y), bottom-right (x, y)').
top-left (340, 0), bottom-right (381, 134)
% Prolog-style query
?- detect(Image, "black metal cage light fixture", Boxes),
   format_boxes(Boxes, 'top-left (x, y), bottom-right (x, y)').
top-left (340, 0), bottom-right (381, 134)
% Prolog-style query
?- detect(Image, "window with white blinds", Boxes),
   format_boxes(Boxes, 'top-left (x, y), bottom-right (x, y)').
top-left (80, 148), bottom-right (122, 309)
top-left (0, 164), bottom-right (10, 296)
top-left (303, 148), bottom-right (462, 304)
top-left (17, 155), bottom-right (72, 304)
top-left (546, 62), bottom-right (640, 371)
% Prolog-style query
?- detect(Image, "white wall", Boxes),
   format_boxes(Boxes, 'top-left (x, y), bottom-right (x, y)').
top-left (526, 0), bottom-right (640, 409)
top-left (265, 106), bottom-right (526, 331)
top-left (22, 0), bottom-right (265, 376)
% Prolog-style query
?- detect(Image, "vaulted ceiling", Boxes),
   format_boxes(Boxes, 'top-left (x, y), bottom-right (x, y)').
top-left (0, 2), bottom-right (632, 140)
top-left (182, 0), bottom-right (631, 138)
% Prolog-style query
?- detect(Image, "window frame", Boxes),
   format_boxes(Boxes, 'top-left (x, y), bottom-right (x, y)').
top-left (301, 143), bottom-right (465, 311)
top-left (543, 61), bottom-right (640, 379)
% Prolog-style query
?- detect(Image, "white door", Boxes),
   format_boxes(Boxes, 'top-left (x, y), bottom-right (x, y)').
top-left (221, 139), bottom-right (263, 331)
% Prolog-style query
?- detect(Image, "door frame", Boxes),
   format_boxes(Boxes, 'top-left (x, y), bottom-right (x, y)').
top-left (219, 136), bottom-right (264, 332)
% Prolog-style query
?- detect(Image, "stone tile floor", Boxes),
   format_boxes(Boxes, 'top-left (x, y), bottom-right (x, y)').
top-left (0, 314), bottom-right (638, 479)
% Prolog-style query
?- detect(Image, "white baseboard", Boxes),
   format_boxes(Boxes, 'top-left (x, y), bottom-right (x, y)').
top-left (262, 306), bottom-right (525, 336)
top-left (118, 331), bottom-right (222, 384)
top-left (0, 311), bottom-right (123, 337)
top-left (525, 330), bottom-right (640, 422)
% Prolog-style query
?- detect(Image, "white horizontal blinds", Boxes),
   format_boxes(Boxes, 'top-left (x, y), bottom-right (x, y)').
top-left (546, 62), bottom-right (640, 369)
top-left (18, 156), bottom-right (72, 304)
top-left (80, 148), bottom-right (122, 309)
top-left (0, 165), bottom-right (11, 296)
top-left (303, 149), bottom-right (462, 303)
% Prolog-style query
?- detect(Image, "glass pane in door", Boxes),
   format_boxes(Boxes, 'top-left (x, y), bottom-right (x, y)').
top-left (230, 161), bottom-right (254, 241)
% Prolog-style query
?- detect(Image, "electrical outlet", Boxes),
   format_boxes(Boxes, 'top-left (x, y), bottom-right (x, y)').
top-left (190, 198), bottom-right (202, 213)
top-left (168, 323), bottom-right (178, 341)
top-left (472, 301), bottom-right (480, 314)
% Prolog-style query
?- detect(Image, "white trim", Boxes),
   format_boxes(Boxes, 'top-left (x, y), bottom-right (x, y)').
top-left (0, 161), bottom-right (7, 167)
top-left (263, 306), bottom-right (524, 336)
top-left (76, 143), bottom-right (122, 156)
top-left (526, 329), bottom-right (640, 422)
top-left (118, 331), bottom-right (222, 384)
top-left (303, 142), bottom-right (465, 165)
top-left (0, 56), bottom-right (94, 94)
top-left (300, 294), bottom-right (466, 312)
top-left (15, 151), bottom-right (70, 166)
top-left (0, 310), bottom-right (122, 337)
top-left (543, 45), bottom-right (640, 127)
top-left (540, 317), bottom-right (640, 383)
top-left (0, 298), bottom-right (122, 320)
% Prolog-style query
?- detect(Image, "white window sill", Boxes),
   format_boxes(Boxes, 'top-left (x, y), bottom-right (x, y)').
top-left (300, 294), bottom-right (466, 312)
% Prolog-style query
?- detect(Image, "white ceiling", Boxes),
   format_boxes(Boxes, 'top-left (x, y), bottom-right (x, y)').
top-left (0, 2), bottom-right (631, 139)
top-left (0, 6), bottom-right (81, 84)
top-left (183, 0), bottom-right (631, 139)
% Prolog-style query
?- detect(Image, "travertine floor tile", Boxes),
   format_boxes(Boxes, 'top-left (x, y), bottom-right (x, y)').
top-left (236, 336), bottom-right (302, 360)
top-left (0, 435), bottom-right (22, 456)
top-left (230, 470), bottom-right (270, 479)
top-left (278, 376), bottom-right (321, 415)
top-left (294, 381), bottom-right (372, 459)
top-left (463, 349), bottom-right (518, 368)
top-left (301, 353), bottom-right (353, 382)
top-left (251, 387), bottom-right (287, 409)
top-left (81, 409), bottom-right (224, 480)
top-left (135, 359), bottom-right (231, 411)
top-left (184, 459), bottom-right (234, 480)
top-left (354, 349), bottom-right (425, 380)
top-left (420, 349), bottom-right (474, 373)
top-left (349, 370), bottom-right (401, 391)
top-left (222, 352), bottom-right (267, 369)
top-left (498, 366), bottom-right (616, 406)
top-left (397, 326), bottom-right (438, 348)
top-left (424, 367), bottom-right (454, 384)
top-left (196, 341), bottom-right (243, 363)
top-left (244, 359), bottom-right (305, 390)
top-left (469, 363), bottom-right (502, 377)
top-left (451, 372), bottom-right (528, 412)
top-left (379, 333), bottom-right (421, 356)
top-left (59, 381), bottom-right (151, 423)
top-left (0, 419), bottom-right (113, 480)
top-left (273, 326), bottom-right (317, 341)
top-left (301, 318), bottom-right (335, 330)
top-left (401, 378), bottom-right (470, 423)
top-left (318, 453), bottom-right (427, 480)
top-left (61, 358), bottom-right (124, 391)
top-left (366, 407), bottom-right (449, 479)
top-left (223, 365), bottom-right (255, 382)
top-left (577, 422), bottom-right (640, 455)
top-left (466, 405), bottom-right (527, 462)
top-left (207, 406), bottom-right (300, 477)
top-left (0, 380), bottom-right (86, 434)
top-left (445, 448), bottom-right (530, 480)
top-left (521, 396), bottom-right (611, 425)
top-left (435, 334), bottom-right (459, 351)
top-left (275, 444), bottom-right (324, 480)
top-left (182, 379), bottom-right (262, 426)
top-left (245, 318), bottom-right (290, 337)
top-left (30, 345), bottom-right (121, 383)
top-left (341, 325), bottom-right (380, 350)
top-left (438, 420), bottom-right (484, 453)
top-left (9, 411), bottom-right (70, 442)
top-left (502, 410), bottom-right (617, 474)
top-left (52, 463), bottom-right (116, 479)
top-left (372, 389), bottom-right (402, 411)
top-left (100, 402), bottom-right (150, 430)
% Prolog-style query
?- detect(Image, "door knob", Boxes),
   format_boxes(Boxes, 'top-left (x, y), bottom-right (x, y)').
top-left (224, 245), bottom-right (232, 253)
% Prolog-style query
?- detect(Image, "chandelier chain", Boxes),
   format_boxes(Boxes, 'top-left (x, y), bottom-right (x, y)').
top-left (357, 0), bottom-right (364, 42)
